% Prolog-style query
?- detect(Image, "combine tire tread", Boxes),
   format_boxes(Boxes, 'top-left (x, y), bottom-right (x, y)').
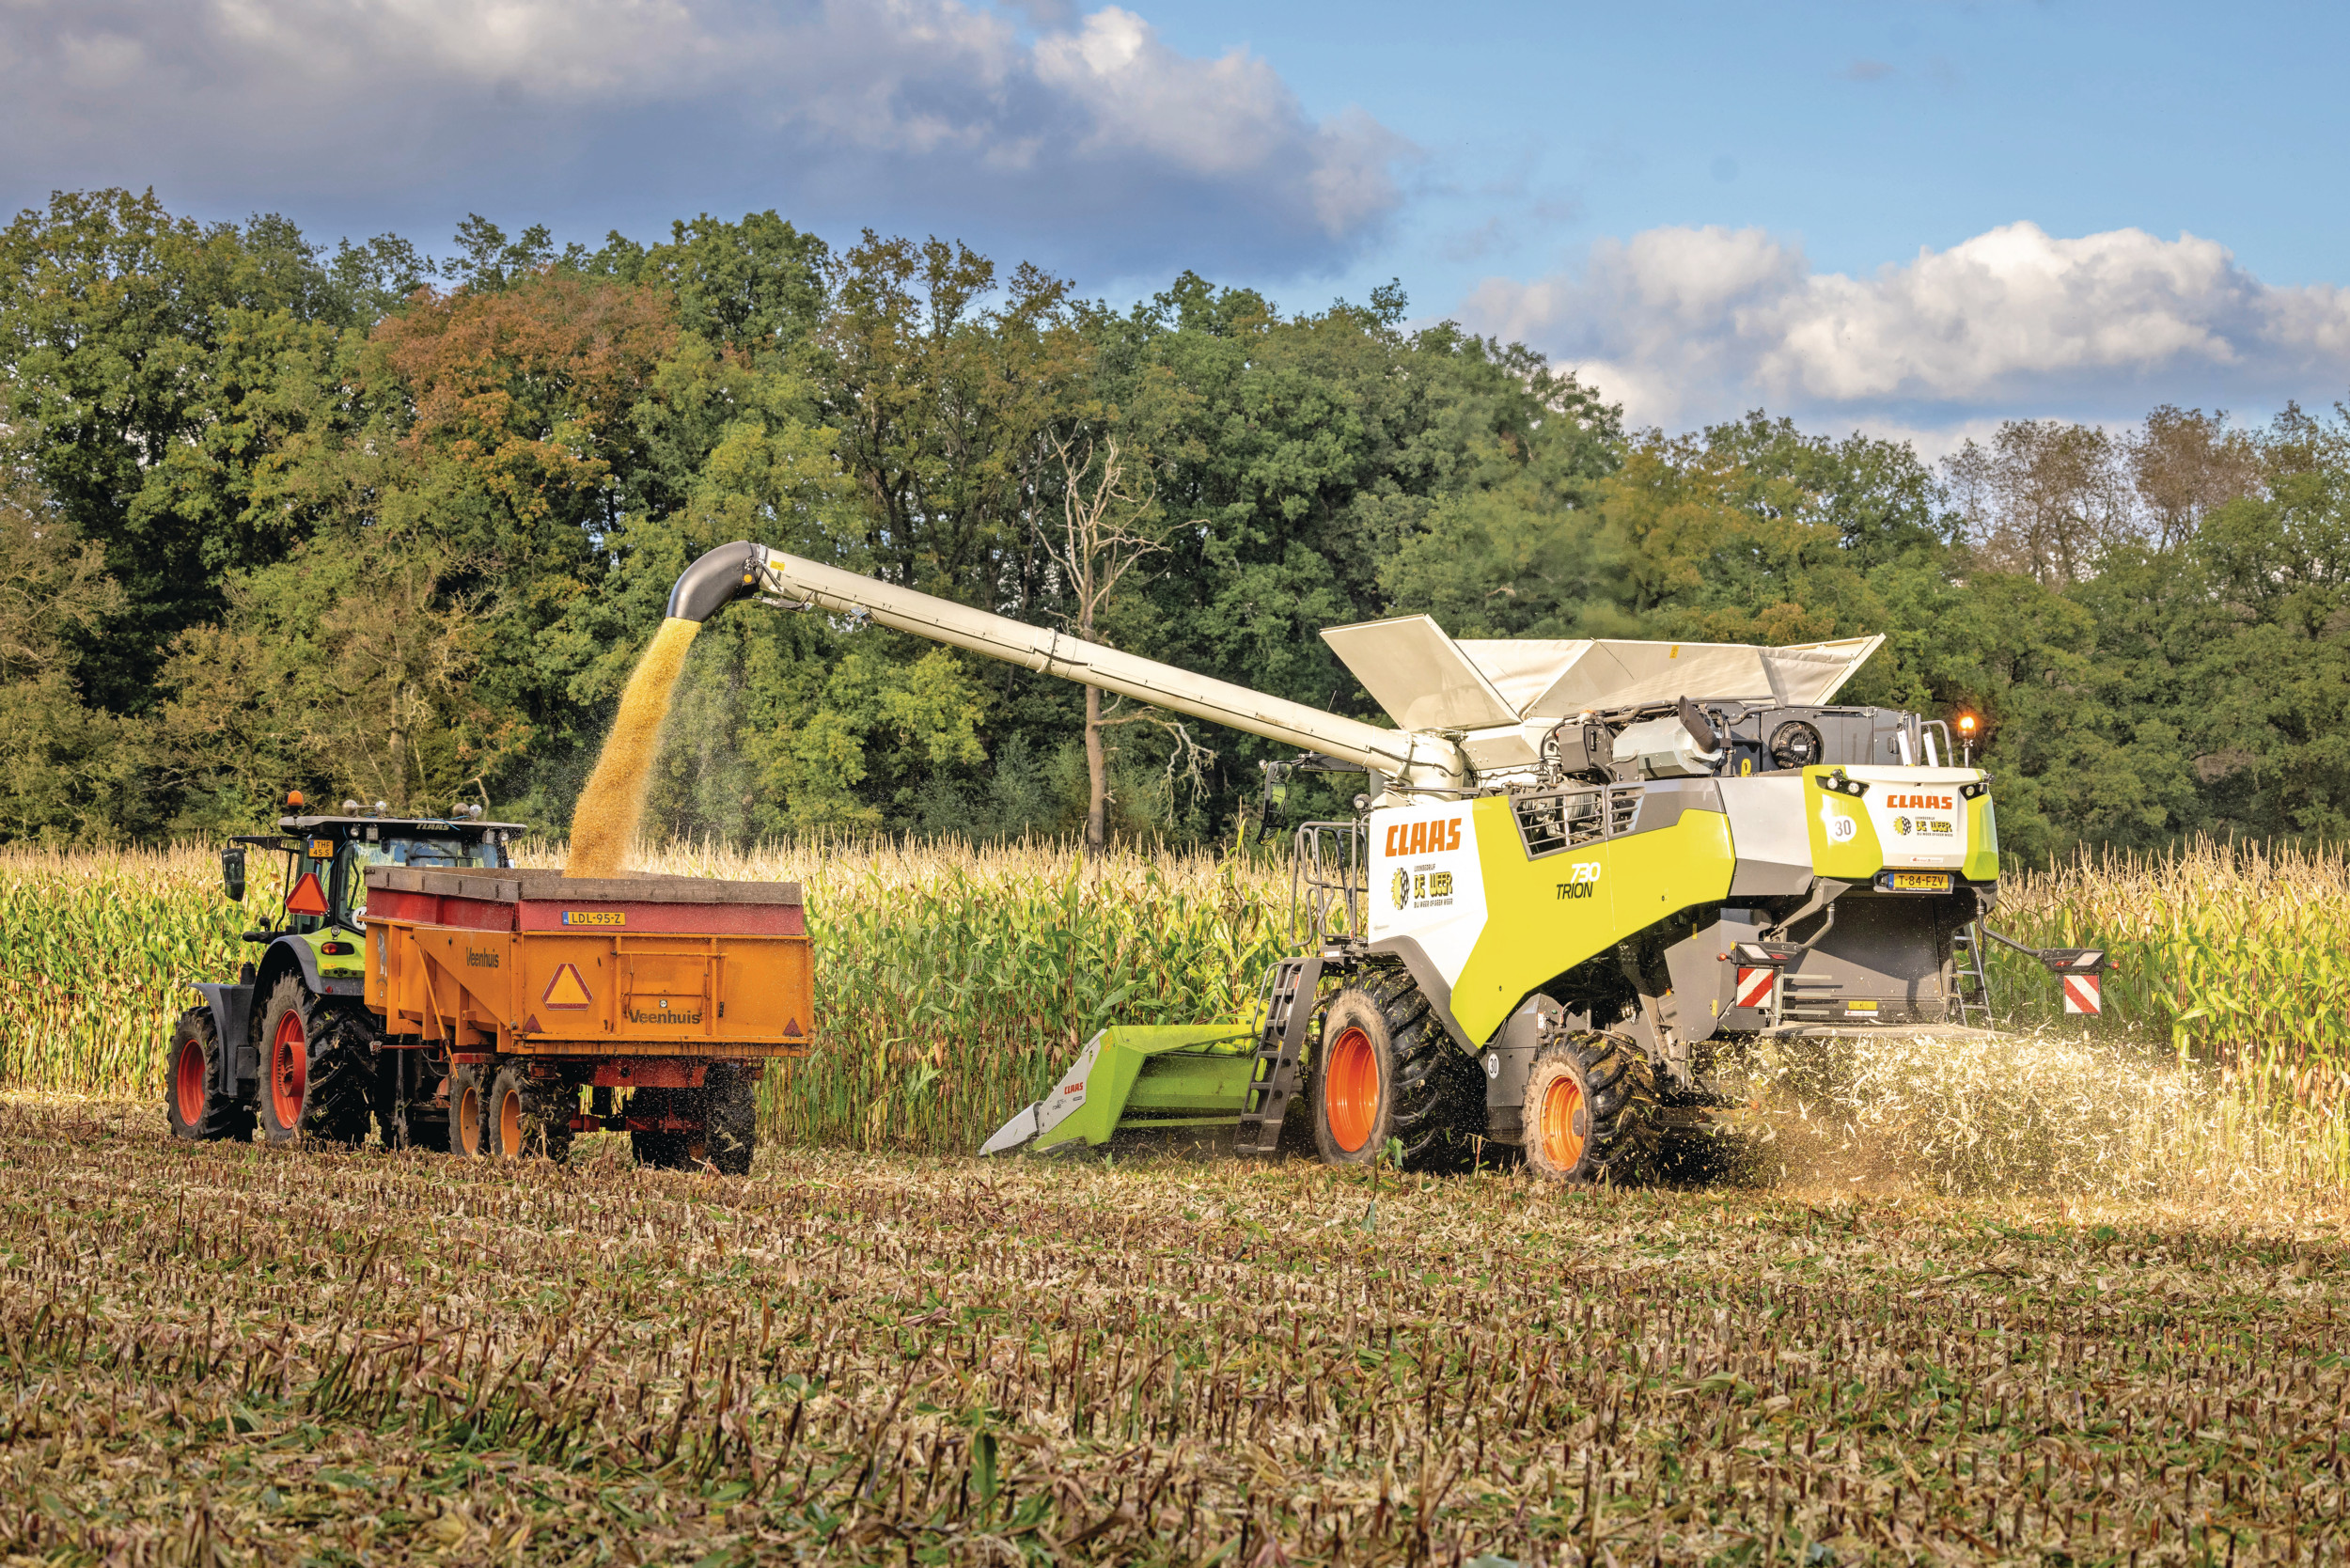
top-left (1523, 1030), bottom-right (1659, 1184)
top-left (1308, 964), bottom-right (1484, 1172)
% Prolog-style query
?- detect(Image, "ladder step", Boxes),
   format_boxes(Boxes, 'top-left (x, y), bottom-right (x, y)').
top-left (1233, 955), bottom-right (1324, 1156)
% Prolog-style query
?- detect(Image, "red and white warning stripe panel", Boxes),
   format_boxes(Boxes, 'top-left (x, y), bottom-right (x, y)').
top-left (1734, 966), bottom-right (1777, 1010)
top-left (2062, 972), bottom-right (2102, 1014)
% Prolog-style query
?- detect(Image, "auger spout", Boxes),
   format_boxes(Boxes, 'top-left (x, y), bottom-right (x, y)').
top-left (666, 541), bottom-right (1469, 792)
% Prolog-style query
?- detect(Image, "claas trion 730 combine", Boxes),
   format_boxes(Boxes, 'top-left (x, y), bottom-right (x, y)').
top-left (645, 541), bottom-right (2105, 1180)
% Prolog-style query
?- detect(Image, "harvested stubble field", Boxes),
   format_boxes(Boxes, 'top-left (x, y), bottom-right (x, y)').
top-left (7, 1098), bottom-right (2350, 1567)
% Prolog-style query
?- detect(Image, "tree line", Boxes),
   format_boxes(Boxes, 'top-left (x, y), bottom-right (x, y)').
top-left (2, 189), bottom-right (2342, 862)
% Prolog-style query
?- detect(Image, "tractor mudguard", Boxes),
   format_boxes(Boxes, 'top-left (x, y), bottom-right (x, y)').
top-left (191, 982), bottom-right (254, 1095)
top-left (980, 1025), bottom-right (1260, 1154)
top-left (254, 933), bottom-right (364, 1003)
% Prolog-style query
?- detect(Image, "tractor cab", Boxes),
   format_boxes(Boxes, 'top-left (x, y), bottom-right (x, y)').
top-left (223, 796), bottom-right (524, 954)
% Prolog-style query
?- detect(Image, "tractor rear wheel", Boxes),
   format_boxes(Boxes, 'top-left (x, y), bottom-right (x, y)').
top-left (165, 1007), bottom-right (254, 1143)
top-left (1308, 969), bottom-right (1483, 1171)
top-left (254, 976), bottom-right (372, 1148)
top-left (1522, 1032), bottom-right (1657, 1184)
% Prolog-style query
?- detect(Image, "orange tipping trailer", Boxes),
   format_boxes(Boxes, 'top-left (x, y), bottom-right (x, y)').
top-left (362, 866), bottom-right (812, 1171)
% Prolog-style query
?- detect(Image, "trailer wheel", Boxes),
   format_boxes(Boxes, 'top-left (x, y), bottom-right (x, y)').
top-left (165, 1008), bottom-right (254, 1143)
top-left (448, 1062), bottom-right (489, 1158)
top-left (700, 1066), bottom-right (758, 1176)
top-left (254, 976), bottom-right (372, 1148)
top-left (482, 1066), bottom-right (575, 1163)
top-left (1522, 1032), bottom-right (1657, 1184)
top-left (1309, 970), bottom-right (1482, 1171)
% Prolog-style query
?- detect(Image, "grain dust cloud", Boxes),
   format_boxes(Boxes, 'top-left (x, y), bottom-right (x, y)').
top-left (564, 617), bottom-right (701, 878)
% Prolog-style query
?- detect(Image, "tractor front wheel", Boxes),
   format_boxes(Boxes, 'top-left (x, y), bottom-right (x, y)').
top-left (255, 976), bottom-right (371, 1148)
top-left (165, 1008), bottom-right (254, 1143)
top-left (1522, 1032), bottom-right (1657, 1184)
top-left (1308, 971), bottom-right (1483, 1171)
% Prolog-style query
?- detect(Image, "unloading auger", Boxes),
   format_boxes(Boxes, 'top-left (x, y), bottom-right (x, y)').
top-left (671, 541), bottom-right (2105, 1180)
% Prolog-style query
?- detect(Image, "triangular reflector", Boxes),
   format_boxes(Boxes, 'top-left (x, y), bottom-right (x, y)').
top-left (520, 1014), bottom-right (543, 1036)
top-left (541, 964), bottom-right (593, 1009)
top-left (285, 871), bottom-right (329, 917)
top-left (782, 1017), bottom-right (805, 1039)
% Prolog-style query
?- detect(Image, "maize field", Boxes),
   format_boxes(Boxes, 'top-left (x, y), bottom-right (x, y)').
top-left (4, 837), bottom-right (2350, 1184)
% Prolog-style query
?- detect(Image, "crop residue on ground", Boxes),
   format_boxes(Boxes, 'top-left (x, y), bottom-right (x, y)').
top-left (7, 1097), bottom-right (2348, 1564)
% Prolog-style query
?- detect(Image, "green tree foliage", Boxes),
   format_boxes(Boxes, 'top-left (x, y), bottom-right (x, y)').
top-left (3, 189), bottom-right (2345, 862)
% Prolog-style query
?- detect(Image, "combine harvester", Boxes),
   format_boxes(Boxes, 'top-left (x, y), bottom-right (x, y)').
top-left (665, 542), bottom-right (2105, 1180)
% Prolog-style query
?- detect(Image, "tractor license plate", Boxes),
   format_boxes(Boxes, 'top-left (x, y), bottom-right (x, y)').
top-left (1889, 872), bottom-right (1951, 891)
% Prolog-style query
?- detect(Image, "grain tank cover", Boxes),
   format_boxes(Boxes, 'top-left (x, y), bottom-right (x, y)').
top-left (1320, 617), bottom-right (1885, 727)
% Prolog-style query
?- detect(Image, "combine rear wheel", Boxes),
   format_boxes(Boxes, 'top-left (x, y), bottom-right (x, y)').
top-left (254, 977), bottom-right (372, 1148)
top-left (1308, 969), bottom-right (1483, 1171)
top-left (1523, 1032), bottom-right (1657, 1184)
top-left (165, 1008), bottom-right (254, 1142)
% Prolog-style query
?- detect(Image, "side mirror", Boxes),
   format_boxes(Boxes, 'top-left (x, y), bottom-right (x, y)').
top-left (221, 846), bottom-right (246, 903)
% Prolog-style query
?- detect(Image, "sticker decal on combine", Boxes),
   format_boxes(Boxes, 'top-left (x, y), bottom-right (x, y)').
top-left (1367, 804), bottom-right (1488, 990)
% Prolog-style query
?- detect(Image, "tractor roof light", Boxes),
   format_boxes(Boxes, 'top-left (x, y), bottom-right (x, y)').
top-left (287, 790), bottom-right (305, 808)
top-left (1957, 713), bottom-right (1980, 735)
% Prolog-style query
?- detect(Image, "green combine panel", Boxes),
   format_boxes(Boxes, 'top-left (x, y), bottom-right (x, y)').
top-left (979, 1026), bottom-right (1260, 1154)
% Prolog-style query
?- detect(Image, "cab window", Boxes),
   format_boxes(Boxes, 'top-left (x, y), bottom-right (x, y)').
top-left (336, 835), bottom-right (507, 919)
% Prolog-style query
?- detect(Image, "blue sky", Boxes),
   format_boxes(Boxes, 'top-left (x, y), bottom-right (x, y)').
top-left (3, 0), bottom-right (2342, 447)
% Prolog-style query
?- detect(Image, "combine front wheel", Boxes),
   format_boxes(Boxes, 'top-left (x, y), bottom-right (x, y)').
top-left (254, 977), bottom-right (371, 1148)
top-left (1522, 1033), bottom-right (1657, 1184)
top-left (1309, 972), bottom-right (1483, 1171)
top-left (165, 1008), bottom-right (254, 1143)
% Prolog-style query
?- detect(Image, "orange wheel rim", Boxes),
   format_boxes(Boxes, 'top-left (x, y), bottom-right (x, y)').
top-left (457, 1086), bottom-right (480, 1154)
top-left (1540, 1074), bottom-right (1587, 1170)
top-left (270, 1011), bottom-right (306, 1130)
top-left (497, 1089), bottom-right (523, 1156)
top-left (1324, 1025), bottom-right (1380, 1152)
top-left (174, 1038), bottom-right (208, 1126)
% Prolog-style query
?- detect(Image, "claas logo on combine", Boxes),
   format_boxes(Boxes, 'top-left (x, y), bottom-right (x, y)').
top-left (1884, 792), bottom-right (1955, 810)
top-left (1383, 817), bottom-right (1464, 856)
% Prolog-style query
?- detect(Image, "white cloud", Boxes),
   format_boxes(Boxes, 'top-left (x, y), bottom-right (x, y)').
top-left (1462, 222), bottom-right (2350, 433)
top-left (0, 0), bottom-right (1406, 273)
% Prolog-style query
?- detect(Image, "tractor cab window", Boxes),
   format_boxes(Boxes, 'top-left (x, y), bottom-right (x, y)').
top-left (336, 834), bottom-right (507, 920)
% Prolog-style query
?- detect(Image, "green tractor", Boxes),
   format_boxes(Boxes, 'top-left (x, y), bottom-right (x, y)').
top-left (165, 798), bottom-right (520, 1150)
